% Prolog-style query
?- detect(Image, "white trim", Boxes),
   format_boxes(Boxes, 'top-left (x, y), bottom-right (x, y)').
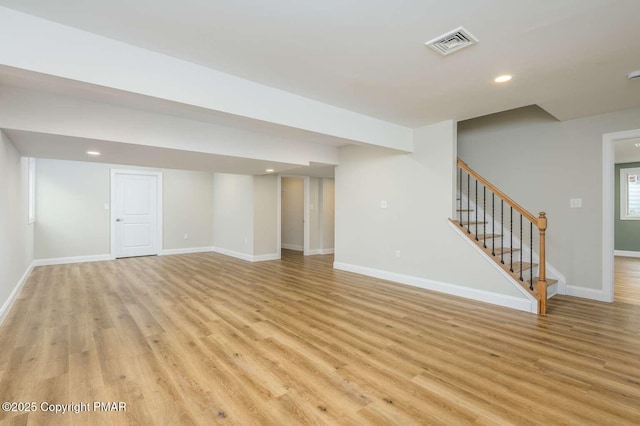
top-left (603, 128), bottom-right (640, 303)
top-left (161, 247), bottom-right (214, 256)
top-left (212, 247), bottom-right (280, 262)
top-left (303, 176), bottom-right (310, 256)
top-left (614, 250), bottom-right (640, 258)
top-left (282, 243), bottom-right (303, 251)
top-left (252, 253), bottom-right (281, 262)
top-left (307, 248), bottom-right (335, 255)
top-left (28, 157), bottom-right (36, 224)
top-left (333, 262), bottom-right (535, 313)
top-left (0, 261), bottom-right (35, 326)
top-left (110, 169), bottom-right (163, 259)
top-left (212, 247), bottom-right (254, 262)
top-left (449, 221), bottom-right (539, 308)
top-left (277, 175), bottom-right (282, 258)
top-left (565, 285), bottom-right (607, 302)
top-left (32, 254), bottom-right (114, 266)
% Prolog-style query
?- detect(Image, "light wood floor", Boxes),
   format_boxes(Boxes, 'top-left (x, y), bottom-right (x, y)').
top-left (615, 256), bottom-right (640, 305)
top-left (1, 250), bottom-right (639, 425)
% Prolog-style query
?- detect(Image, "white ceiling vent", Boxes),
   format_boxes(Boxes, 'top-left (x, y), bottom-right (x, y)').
top-left (425, 26), bottom-right (478, 56)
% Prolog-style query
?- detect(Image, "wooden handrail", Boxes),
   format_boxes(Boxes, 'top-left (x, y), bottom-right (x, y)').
top-left (457, 158), bottom-right (548, 314)
top-left (457, 159), bottom-right (538, 225)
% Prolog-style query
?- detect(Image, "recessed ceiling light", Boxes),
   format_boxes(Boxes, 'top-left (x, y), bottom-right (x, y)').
top-left (494, 75), bottom-right (512, 83)
top-left (634, 143), bottom-right (640, 148)
top-left (86, 151), bottom-right (100, 156)
top-left (265, 168), bottom-right (274, 173)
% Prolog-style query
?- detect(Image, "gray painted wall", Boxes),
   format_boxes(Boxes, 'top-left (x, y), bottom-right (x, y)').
top-left (0, 131), bottom-right (33, 316)
top-left (281, 177), bottom-right (304, 250)
top-left (212, 173), bottom-right (253, 255)
top-left (615, 162), bottom-right (640, 252)
top-left (335, 120), bottom-right (524, 298)
top-left (35, 159), bottom-right (214, 259)
top-left (253, 175), bottom-right (278, 256)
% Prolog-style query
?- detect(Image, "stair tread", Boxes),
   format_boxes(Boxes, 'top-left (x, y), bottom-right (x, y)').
top-left (475, 234), bottom-right (502, 239)
top-left (533, 277), bottom-right (558, 286)
top-left (456, 209), bottom-right (474, 212)
top-left (493, 247), bottom-right (520, 255)
top-left (507, 262), bottom-right (538, 273)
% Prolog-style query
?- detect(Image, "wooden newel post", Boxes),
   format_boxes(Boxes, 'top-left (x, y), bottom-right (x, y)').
top-left (537, 212), bottom-right (548, 315)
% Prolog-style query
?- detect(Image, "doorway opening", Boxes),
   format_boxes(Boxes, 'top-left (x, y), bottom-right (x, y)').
top-left (603, 129), bottom-right (640, 302)
top-left (278, 175), bottom-right (335, 257)
top-left (280, 176), bottom-right (306, 254)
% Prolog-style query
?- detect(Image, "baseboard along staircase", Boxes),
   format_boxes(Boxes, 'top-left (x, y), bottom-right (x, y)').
top-left (451, 158), bottom-right (558, 315)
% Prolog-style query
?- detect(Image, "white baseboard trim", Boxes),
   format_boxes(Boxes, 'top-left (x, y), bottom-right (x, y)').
top-left (282, 244), bottom-right (303, 251)
top-left (0, 261), bottom-right (35, 326)
top-left (614, 250), bottom-right (640, 258)
top-left (306, 248), bottom-right (335, 255)
top-left (32, 254), bottom-right (114, 266)
top-left (333, 262), bottom-right (536, 313)
top-left (212, 247), bottom-right (279, 263)
top-left (565, 285), bottom-right (608, 302)
top-left (162, 247), bottom-right (214, 256)
top-left (212, 247), bottom-right (253, 262)
top-left (252, 253), bottom-right (281, 262)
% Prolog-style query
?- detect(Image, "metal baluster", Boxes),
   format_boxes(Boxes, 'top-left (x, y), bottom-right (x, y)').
top-left (459, 167), bottom-right (462, 225)
top-left (510, 207), bottom-right (513, 272)
top-left (475, 179), bottom-right (478, 241)
top-left (519, 214), bottom-right (523, 281)
top-left (483, 186), bottom-right (486, 248)
top-left (492, 193), bottom-right (495, 256)
top-left (530, 222), bottom-right (534, 290)
top-left (500, 200), bottom-right (504, 264)
top-left (467, 173), bottom-right (471, 234)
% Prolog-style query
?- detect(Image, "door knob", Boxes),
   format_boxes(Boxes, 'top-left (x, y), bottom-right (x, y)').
top-left (116, 218), bottom-right (123, 222)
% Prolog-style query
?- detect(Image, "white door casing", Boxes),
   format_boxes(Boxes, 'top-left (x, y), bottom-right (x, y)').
top-left (111, 170), bottom-right (163, 258)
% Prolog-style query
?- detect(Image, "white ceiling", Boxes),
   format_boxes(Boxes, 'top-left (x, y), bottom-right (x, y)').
top-left (0, 1), bottom-right (639, 178)
top-left (0, 0), bottom-right (638, 127)
top-left (615, 138), bottom-right (640, 164)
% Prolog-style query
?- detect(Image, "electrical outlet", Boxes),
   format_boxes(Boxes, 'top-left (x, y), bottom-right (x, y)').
top-left (395, 250), bottom-right (401, 259)
top-left (184, 234), bottom-right (188, 240)
top-left (570, 198), bottom-right (582, 208)
top-left (380, 200), bottom-right (388, 209)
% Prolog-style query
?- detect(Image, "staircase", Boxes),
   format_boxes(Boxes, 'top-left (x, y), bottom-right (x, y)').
top-left (451, 159), bottom-right (558, 315)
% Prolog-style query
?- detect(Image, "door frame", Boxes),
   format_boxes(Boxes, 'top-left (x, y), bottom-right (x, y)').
top-left (110, 169), bottom-right (163, 258)
top-left (278, 175), bottom-right (311, 256)
top-left (602, 128), bottom-right (640, 302)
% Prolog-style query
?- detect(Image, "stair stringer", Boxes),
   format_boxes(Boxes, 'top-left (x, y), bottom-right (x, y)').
top-left (448, 220), bottom-right (538, 314)
top-left (455, 193), bottom-right (566, 297)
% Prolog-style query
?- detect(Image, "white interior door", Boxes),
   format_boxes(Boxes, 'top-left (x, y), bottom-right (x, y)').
top-left (112, 171), bottom-right (161, 258)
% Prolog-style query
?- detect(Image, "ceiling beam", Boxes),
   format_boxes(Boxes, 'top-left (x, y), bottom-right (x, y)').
top-left (0, 6), bottom-right (413, 153)
top-left (0, 87), bottom-right (340, 167)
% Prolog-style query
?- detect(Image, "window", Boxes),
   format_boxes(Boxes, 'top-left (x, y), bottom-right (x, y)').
top-left (620, 166), bottom-right (640, 220)
top-left (28, 157), bottom-right (36, 224)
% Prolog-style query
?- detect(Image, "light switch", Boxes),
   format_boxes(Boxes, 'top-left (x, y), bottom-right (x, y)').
top-left (570, 198), bottom-right (582, 208)
top-left (103, 203), bottom-right (110, 210)
top-left (380, 200), bottom-right (388, 209)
